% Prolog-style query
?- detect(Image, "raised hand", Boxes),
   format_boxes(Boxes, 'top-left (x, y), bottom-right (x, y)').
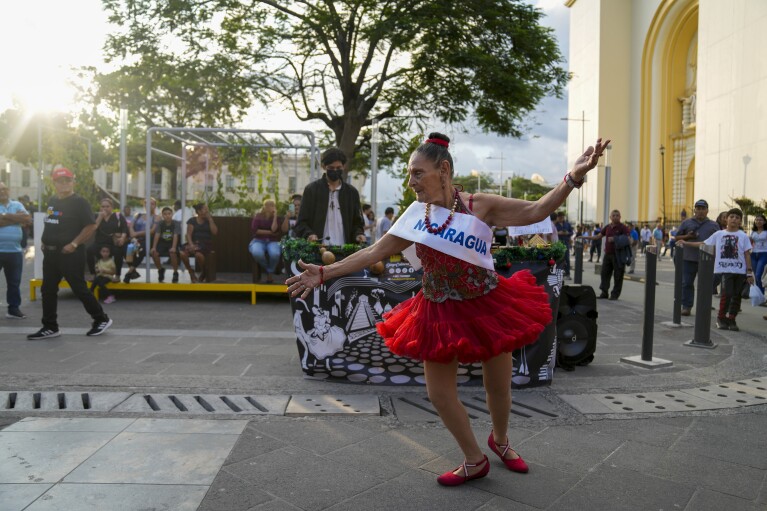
top-left (572, 138), bottom-right (611, 179)
top-left (285, 259), bottom-right (323, 299)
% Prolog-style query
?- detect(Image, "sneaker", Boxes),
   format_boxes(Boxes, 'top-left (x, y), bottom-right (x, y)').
top-left (715, 317), bottom-right (730, 330)
top-left (27, 328), bottom-right (60, 340)
top-left (727, 319), bottom-right (739, 331)
top-left (129, 270), bottom-right (141, 279)
top-left (158, 268), bottom-right (166, 283)
top-left (681, 308), bottom-right (691, 316)
top-left (123, 274), bottom-right (132, 283)
top-left (6, 308), bottom-right (26, 319)
top-left (598, 293), bottom-right (609, 299)
top-left (86, 317), bottom-right (113, 336)
top-left (172, 271), bottom-right (179, 283)
top-left (103, 295), bottom-right (116, 304)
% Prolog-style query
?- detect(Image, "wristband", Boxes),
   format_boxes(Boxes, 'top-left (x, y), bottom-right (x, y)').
top-left (564, 172), bottom-right (584, 189)
top-left (319, 265), bottom-right (325, 285)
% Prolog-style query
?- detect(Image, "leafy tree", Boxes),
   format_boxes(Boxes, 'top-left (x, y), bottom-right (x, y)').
top-left (0, 107), bottom-right (104, 206)
top-left (98, 0), bottom-right (567, 178)
top-left (453, 172), bottom-right (497, 194)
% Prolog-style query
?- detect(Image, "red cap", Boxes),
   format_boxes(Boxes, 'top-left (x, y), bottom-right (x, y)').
top-left (51, 168), bottom-right (74, 180)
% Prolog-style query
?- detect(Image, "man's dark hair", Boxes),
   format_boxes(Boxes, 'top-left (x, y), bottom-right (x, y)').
top-left (193, 202), bottom-right (205, 213)
top-left (556, 211), bottom-right (565, 218)
top-left (291, 194), bottom-right (302, 201)
top-left (161, 206), bottom-right (173, 213)
top-left (362, 204), bottom-right (371, 211)
top-left (173, 200), bottom-right (181, 210)
top-left (726, 208), bottom-right (743, 219)
top-left (385, 207), bottom-right (394, 215)
top-left (321, 147), bottom-right (347, 166)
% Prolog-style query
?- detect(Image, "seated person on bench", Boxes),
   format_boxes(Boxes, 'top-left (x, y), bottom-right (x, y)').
top-left (151, 206), bottom-right (180, 283)
top-left (180, 202), bottom-right (218, 282)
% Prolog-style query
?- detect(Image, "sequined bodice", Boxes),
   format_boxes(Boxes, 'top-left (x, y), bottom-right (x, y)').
top-left (417, 195), bottom-right (498, 302)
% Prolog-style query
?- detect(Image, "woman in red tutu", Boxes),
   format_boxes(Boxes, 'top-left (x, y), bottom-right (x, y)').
top-left (287, 132), bottom-right (609, 486)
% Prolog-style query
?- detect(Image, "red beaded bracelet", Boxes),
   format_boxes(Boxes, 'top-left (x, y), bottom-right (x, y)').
top-left (319, 265), bottom-right (325, 285)
top-left (564, 172), bottom-right (584, 189)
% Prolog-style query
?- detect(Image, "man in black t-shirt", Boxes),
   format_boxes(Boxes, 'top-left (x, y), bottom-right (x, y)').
top-left (28, 168), bottom-right (113, 340)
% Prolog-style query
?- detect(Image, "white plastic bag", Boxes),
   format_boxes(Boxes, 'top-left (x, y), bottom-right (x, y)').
top-left (749, 284), bottom-right (766, 307)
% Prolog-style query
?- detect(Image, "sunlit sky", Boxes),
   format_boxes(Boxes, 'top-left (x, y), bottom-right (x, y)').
top-left (0, 0), bottom-right (570, 213)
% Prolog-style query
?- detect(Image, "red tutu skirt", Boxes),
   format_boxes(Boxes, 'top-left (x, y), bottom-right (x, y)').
top-left (377, 270), bottom-right (552, 364)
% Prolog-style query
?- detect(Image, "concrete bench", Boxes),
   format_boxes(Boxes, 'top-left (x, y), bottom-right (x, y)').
top-left (28, 279), bottom-right (287, 305)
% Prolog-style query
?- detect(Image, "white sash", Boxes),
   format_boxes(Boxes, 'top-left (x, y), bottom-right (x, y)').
top-left (388, 201), bottom-right (494, 271)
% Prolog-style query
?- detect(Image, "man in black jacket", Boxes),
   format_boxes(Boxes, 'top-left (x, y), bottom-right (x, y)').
top-left (294, 147), bottom-right (365, 245)
top-left (579, 209), bottom-right (631, 300)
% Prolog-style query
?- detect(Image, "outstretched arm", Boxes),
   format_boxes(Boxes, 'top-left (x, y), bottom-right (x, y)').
top-left (477, 138), bottom-right (610, 227)
top-left (286, 233), bottom-right (412, 299)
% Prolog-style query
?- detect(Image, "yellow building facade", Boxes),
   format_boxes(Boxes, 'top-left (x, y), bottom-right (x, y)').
top-left (564, 0), bottom-right (767, 225)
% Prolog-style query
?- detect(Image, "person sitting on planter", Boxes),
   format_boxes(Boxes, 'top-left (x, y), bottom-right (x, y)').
top-left (249, 199), bottom-right (284, 283)
top-left (180, 203), bottom-right (218, 283)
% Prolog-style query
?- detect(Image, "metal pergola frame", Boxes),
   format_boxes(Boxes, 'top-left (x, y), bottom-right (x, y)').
top-left (143, 127), bottom-right (319, 282)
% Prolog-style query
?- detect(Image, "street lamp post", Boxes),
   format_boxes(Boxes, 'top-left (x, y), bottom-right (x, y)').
top-left (470, 170), bottom-right (481, 193)
top-left (486, 154), bottom-right (505, 196)
top-left (742, 154), bottom-right (751, 198)
top-left (120, 108), bottom-right (128, 209)
top-left (659, 145), bottom-right (667, 227)
top-left (561, 111), bottom-right (588, 226)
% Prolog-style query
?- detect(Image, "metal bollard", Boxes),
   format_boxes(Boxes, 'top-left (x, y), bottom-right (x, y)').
top-left (672, 247), bottom-right (684, 324)
top-left (641, 245), bottom-right (657, 360)
top-left (574, 238), bottom-right (584, 284)
top-left (620, 245), bottom-right (673, 368)
top-left (685, 244), bottom-right (718, 349)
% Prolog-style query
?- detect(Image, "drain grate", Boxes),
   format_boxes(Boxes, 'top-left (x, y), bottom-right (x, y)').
top-left (1, 391), bottom-right (131, 412)
top-left (112, 394), bottom-right (290, 415)
top-left (285, 395), bottom-right (380, 416)
top-left (560, 377), bottom-right (767, 414)
top-left (393, 393), bottom-right (559, 422)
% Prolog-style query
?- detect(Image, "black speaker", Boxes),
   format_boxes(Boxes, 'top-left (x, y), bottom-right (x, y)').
top-left (557, 285), bottom-right (598, 368)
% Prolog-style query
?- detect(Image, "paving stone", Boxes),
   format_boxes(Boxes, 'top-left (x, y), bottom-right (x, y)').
top-left (472, 461), bottom-right (583, 509)
top-left (684, 488), bottom-right (762, 511)
top-left (0, 431), bottom-right (117, 483)
top-left (197, 469), bottom-right (273, 511)
top-left (24, 483), bottom-right (208, 511)
top-left (323, 468), bottom-right (493, 511)
top-left (608, 439), bottom-right (764, 500)
top-left (672, 413), bottom-right (767, 470)
top-left (222, 425), bottom-right (289, 466)
top-left (125, 418), bottom-right (248, 435)
top-left (249, 419), bottom-right (378, 455)
top-left (547, 464), bottom-right (695, 510)
top-left (0, 483), bottom-right (52, 511)
top-left (585, 416), bottom-right (691, 447)
top-left (224, 446), bottom-right (379, 511)
top-left (475, 496), bottom-right (539, 511)
top-left (3, 417), bottom-right (135, 432)
top-left (324, 429), bottom-right (443, 480)
top-left (63, 431), bottom-right (240, 485)
top-left (515, 425), bottom-right (625, 473)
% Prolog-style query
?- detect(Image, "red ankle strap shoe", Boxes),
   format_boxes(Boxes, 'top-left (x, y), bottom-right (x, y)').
top-left (437, 455), bottom-right (490, 486)
top-left (488, 431), bottom-right (529, 473)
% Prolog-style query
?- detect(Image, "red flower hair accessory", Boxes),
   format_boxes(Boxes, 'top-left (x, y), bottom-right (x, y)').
top-left (425, 138), bottom-right (449, 148)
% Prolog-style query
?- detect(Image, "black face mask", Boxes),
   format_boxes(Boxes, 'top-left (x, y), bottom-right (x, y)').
top-left (326, 169), bottom-right (343, 182)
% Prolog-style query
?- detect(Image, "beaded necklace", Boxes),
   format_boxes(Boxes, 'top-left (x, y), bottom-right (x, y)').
top-left (424, 188), bottom-right (460, 234)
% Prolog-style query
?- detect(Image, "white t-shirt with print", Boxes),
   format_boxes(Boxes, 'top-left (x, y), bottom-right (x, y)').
top-left (703, 229), bottom-right (753, 274)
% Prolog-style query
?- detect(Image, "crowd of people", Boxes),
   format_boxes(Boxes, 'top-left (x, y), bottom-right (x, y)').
top-left (2, 158), bottom-right (765, 335)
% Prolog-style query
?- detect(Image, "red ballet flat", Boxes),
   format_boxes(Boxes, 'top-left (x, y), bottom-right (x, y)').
top-left (436, 455), bottom-right (490, 486)
top-left (488, 432), bottom-right (529, 473)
